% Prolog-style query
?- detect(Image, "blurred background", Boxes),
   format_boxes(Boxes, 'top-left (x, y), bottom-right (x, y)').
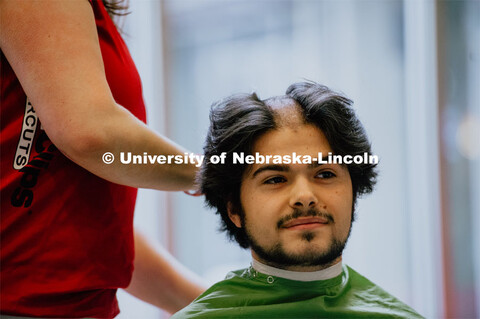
top-left (115, 0), bottom-right (479, 318)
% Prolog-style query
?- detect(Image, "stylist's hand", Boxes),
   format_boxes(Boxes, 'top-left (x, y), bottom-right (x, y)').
top-left (184, 189), bottom-right (203, 197)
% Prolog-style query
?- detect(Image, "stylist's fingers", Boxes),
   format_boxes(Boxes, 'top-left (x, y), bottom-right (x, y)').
top-left (184, 189), bottom-right (203, 197)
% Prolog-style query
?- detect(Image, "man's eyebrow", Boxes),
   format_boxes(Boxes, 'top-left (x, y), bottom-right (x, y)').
top-left (309, 161), bottom-right (324, 169)
top-left (252, 165), bottom-right (290, 178)
top-left (251, 160), bottom-right (333, 178)
top-left (309, 156), bottom-right (336, 168)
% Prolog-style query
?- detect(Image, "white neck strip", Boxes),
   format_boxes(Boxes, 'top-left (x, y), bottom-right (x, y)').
top-left (251, 259), bottom-right (343, 282)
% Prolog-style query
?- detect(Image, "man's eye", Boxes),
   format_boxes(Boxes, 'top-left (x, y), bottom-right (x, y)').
top-left (317, 171), bottom-right (336, 179)
top-left (264, 176), bottom-right (286, 184)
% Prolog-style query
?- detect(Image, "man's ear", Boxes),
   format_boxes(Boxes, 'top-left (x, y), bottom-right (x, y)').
top-left (227, 202), bottom-right (242, 228)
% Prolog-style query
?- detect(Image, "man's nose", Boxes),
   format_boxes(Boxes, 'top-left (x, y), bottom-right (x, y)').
top-left (289, 177), bottom-right (318, 208)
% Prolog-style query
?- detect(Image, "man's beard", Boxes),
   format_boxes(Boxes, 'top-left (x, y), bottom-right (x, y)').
top-left (242, 208), bottom-right (353, 269)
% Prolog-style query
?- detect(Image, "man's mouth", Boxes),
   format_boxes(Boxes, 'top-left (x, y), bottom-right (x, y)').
top-left (281, 217), bottom-right (329, 230)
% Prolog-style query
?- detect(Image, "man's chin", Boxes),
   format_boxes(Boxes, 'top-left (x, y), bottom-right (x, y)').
top-left (281, 247), bottom-right (335, 263)
top-left (282, 226), bottom-right (331, 240)
top-left (251, 236), bottom-right (346, 269)
top-left (283, 233), bottom-right (332, 251)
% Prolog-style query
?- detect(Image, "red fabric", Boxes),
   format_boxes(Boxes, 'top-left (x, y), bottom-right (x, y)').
top-left (0, 1), bottom-right (147, 317)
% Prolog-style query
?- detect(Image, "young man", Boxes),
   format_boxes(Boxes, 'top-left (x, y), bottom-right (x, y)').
top-left (172, 82), bottom-right (423, 318)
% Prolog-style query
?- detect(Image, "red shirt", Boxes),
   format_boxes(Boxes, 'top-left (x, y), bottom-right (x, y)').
top-left (0, 1), bottom-right (147, 317)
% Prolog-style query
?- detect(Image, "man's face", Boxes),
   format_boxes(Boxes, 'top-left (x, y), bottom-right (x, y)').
top-left (228, 123), bottom-right (353, 271)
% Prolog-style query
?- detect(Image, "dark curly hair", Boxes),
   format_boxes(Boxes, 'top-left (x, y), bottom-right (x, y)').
top-left (200, 81), bottom-right (378, 248)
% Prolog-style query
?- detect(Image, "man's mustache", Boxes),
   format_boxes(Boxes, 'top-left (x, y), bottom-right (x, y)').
top-left (277, 208), bottom-right (334, 229)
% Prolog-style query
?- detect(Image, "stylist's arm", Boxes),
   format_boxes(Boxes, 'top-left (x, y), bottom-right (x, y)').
top-left (0, 0), bottom-right (197, 191)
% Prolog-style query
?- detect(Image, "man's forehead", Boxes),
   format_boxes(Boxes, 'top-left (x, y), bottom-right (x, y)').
top-left (263, 96), bottom-right (305, 127)
top-left (242, 123), bottom-right (333, 178)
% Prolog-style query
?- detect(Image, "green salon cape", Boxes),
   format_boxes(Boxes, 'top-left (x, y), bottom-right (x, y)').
top-left (172, 265), bottom-right (424, 318)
